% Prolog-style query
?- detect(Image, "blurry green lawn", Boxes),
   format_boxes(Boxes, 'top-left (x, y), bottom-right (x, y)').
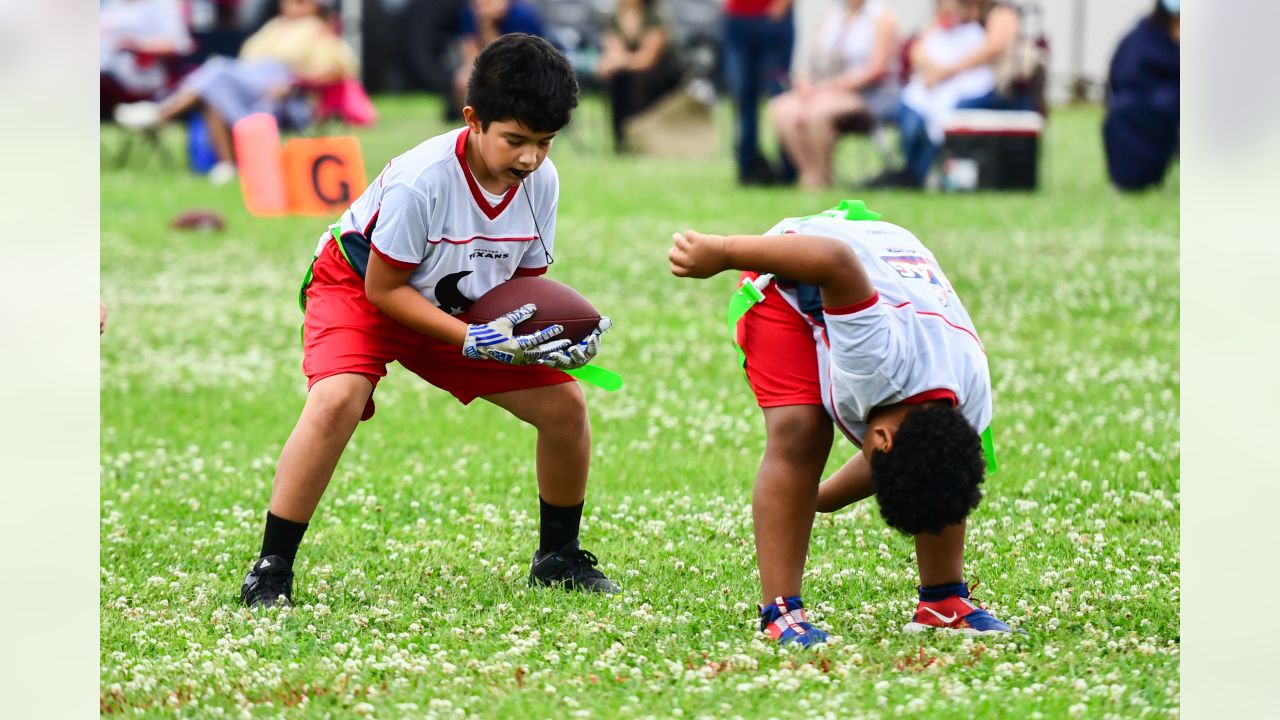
top-left (101, 96), bottom-right (1178, 718)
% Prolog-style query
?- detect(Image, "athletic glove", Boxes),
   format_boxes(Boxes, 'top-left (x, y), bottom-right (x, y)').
top-left (462, 304), bottom-right (569, 365)
top-left (536, 316), bottom-right (612, 370)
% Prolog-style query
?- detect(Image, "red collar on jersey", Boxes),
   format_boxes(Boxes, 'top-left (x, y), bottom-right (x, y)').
top-left (898, 388), bottom-right (959, 406)
top-left (455, 127), bottom-right (521, 220)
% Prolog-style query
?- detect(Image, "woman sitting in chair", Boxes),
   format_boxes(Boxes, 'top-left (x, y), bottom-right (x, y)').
top-left (596, 0), bottom-right (683, 154)
top-left (100, 0), bottom-right (194, 120)
top-left (114, 0), bottom-right (357, 185)
top-left (865, 0), bottom-right (995, 189)
top-left (768, 0), bottom-right (899, 189)
top-left (915, 0), bottom-right (1041, 112)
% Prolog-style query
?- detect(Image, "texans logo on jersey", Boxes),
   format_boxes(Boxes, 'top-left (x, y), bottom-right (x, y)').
top-left (435, 271), bottom-right (474, 315)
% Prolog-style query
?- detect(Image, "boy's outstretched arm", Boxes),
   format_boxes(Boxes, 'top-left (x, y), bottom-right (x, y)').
top-left (668, 230), bottom-right (876, 309)
top-left (817, 452), bottom-right (874, 513)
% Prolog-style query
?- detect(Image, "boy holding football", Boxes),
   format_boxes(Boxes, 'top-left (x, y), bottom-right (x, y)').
top-left (240, 34), bottom-right (617, 608)
top-left (669, 202), bottom-right (1017, 643)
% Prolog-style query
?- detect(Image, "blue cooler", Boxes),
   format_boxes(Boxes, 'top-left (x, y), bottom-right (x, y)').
top-left (187, 113), bottom-right (219, 174)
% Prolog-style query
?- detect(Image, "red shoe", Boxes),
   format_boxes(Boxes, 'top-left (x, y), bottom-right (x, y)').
top-left (903, 581), bottom-right (1018, 636)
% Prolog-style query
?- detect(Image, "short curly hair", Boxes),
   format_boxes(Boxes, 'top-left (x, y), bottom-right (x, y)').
top-left (870, 404), bottom-right (985, 535)
top-left (466, 33), bottom-right (580, 132)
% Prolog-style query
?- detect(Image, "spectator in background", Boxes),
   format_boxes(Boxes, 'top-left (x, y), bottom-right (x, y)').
top-left (596, 0), bottom-right (683, 153)
top-left (915, 0), bottom-right (1033, 112)
top-left (768, 0), bottom-right (899, 189)
top-left (453, 0), bottom-right (546, 113)
top-left (1103, 0), bottom-right (1179, 191)
top-left (115, 0), bottom-right (358, 185)
top-left (100, 0), bottom-right (194, 119)
top-left (866, 0), bottom-right (993, 189)
top-left (723, 0), bottom-right (795, 185)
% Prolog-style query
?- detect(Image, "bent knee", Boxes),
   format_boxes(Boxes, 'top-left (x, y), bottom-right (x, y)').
top-left (764, 408), bottom-right (831, 465)
top-left (769, 98), bottom-right (801, 125)
top-left (306, 375), bottom-right (372, 427)
top-left (531, 383), bottom-right (588, 432)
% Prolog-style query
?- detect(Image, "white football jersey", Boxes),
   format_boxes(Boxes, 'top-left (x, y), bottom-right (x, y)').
top-left (320, 127), bottom-right (558, 314)
top-left (763, 215), bottom-right (992, 445)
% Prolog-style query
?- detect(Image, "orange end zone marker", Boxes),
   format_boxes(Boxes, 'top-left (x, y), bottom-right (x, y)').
top-left (282, 136), bottom-right (367, 217)
top-left (232, 113), bottom-right (288, 217)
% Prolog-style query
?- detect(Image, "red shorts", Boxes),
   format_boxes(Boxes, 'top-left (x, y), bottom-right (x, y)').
top-left (736, 272), bottom-right (826, 407)
top-left (302, 241), bottom-right (573, 420)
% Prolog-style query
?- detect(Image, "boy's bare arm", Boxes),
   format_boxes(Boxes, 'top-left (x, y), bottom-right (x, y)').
top-left (817, 452), bottom-right (874, 513)
top-left (365, 253), bottom-right (469, 346)
top-left (668, 230), bottom-right (877, 309)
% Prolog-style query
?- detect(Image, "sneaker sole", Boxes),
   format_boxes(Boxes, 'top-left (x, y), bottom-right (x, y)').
top-left (902, 621), bottom-right (1012, 637)
top-left (777, 634), bottom-right (830, 648)
top-left (528, 577), bottom-right (620, 594)
top-left (246, 598), bottom-right (292, 609)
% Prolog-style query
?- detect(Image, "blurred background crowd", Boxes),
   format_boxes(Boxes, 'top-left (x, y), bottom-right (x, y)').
top-left (102, 0), bottom-right (1179, 192)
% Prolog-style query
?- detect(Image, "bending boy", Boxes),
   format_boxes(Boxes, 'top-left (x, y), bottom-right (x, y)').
top-left (669, 202), bottom-right (1016, 644)
top-left (240, 34), bottom-right (618, 608)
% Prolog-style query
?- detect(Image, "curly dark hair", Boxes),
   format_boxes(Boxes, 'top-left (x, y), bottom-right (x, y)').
top-left (870, 404), bottom-right (985, 535)
top-left (466, 33), bottom-right (580, 132)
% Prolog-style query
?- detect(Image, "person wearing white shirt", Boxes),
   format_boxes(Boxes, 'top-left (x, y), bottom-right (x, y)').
top-left (669, 202), bottom-right (1019, 643)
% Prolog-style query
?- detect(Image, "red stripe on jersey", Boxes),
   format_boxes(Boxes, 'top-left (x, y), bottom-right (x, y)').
top-left (429, 235), bottom-right (537, 245)
top-left (514, 266), bottom-right (548, 277)
top-left (825, 292), bottom-right (880, 316)
top-left (455, 128), bottom-right (520, 220)
top-left (370, 243), bottom-right (418, 269)
top-left (912, 310), bottom-right (985, 353)
top-left (882, 300), bottom-right (986, 354)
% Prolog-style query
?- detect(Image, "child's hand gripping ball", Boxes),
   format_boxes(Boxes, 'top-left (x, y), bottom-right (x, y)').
top-left (465, 277), bottom-right (610, 369)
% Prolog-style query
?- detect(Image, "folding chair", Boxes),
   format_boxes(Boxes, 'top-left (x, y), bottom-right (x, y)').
top-left (306, 77), bottom-right (379, 134)
top-left (833, 110), bottom-right (897, 185)
top-left (104, 49), bottom-right (187, 168)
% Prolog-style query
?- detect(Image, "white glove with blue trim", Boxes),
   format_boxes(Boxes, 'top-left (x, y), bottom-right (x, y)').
top-left (462, 304), bottom-right (569, 365)
top-left (536, 317), bottom-right (612, 370)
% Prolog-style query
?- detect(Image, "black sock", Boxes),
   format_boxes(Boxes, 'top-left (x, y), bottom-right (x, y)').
top-left (538, 497), bottom-right (583, 554)
top-left (918, 581), bottom-right (968, 601)
top-left (259, 511), bottom-right (308, 566)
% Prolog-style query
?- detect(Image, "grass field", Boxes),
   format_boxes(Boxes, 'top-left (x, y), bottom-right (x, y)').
top-left (101, 96), bottom-right (1179, 718)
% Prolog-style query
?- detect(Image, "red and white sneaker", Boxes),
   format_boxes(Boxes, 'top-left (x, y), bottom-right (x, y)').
top-left (903, 582), bottom-right (1019, 636)
top-left (759, 596), bottom-right (830, 647)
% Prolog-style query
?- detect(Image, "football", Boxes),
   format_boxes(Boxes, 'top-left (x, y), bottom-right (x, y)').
top-left (169, 209), bottom-right (226, 232)
top-left (465, 277), bottom-right (601, 344)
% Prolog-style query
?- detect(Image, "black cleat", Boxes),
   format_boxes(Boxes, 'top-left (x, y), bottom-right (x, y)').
top-left (239, 555), bottom-right (294, 608)
top-left (528, 539), bottom-right (620, 594)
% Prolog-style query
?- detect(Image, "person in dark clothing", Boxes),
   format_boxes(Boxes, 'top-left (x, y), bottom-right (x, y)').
top-left (596, 0), bottom-right (683, 153)
top-left (1103, 0), bottom-right (1180, 191)
top-left (722, 0), bottom-right (795, 185)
